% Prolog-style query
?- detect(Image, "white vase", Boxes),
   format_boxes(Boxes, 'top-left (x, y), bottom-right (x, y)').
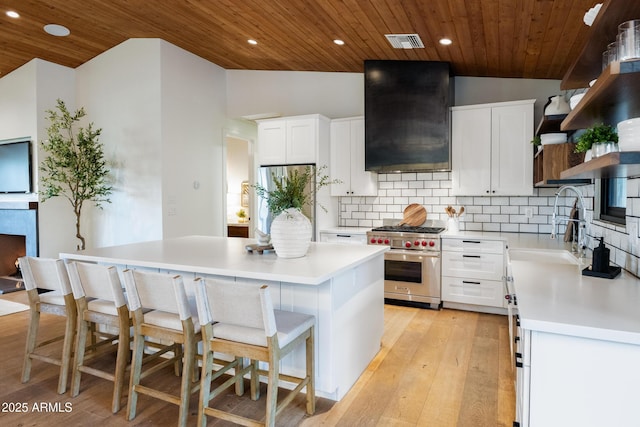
top-left (270, 208), bottom-right (312, 258)
top-left (584, 149), bottom-right (593, 162)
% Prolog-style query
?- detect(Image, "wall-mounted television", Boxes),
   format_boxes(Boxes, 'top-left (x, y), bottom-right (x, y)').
top-left (0, 139), bottom-right (32, 193)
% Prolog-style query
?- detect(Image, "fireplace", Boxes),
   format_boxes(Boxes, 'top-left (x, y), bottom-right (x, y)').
top-left (0, 202), bottom-right (38, 293)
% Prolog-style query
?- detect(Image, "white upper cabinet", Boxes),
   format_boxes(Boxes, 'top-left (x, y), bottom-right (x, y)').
top-left (257, 115), bottom-right (328, 166)
top-left (330, 117), bottom-right (377, 196)
top-left (451, 99), bottom-right (534, 196)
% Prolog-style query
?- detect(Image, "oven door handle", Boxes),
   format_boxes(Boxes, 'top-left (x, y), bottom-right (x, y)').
top-left (386, 250), bottom-right (441, 258)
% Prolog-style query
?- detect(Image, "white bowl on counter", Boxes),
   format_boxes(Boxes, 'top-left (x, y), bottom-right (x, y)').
top-left (617, 117), bottom-right (640, 151)
top-left (540, 133), bottom-right (568, 145)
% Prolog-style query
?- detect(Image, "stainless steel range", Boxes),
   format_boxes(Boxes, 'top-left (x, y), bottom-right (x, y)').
top-left (367, 224), bottom-right (444, 308)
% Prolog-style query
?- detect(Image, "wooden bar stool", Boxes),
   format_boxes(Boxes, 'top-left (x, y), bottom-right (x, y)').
top-left (193, 278), bottom-right (316, 427)
top-left (19, 256), bottom-right (77, 394)
top-left (67, 261), bottom-right (130, 413)
top-left (122, 269), bottom-right (202, 427)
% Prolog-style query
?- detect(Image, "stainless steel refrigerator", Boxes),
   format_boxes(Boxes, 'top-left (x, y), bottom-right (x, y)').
top-left (256, 164), bottom-right (316, 240)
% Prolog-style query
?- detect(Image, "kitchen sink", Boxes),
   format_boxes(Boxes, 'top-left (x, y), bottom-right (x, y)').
top-left (508, 248), bottom-right (582, 265)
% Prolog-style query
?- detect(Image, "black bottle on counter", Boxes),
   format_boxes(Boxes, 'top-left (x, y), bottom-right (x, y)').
top-left (592, 237), bottom-right (610, 273)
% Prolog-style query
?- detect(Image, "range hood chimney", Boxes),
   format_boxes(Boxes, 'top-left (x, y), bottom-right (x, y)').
top-left (364, 60), bottom-right (453, 172)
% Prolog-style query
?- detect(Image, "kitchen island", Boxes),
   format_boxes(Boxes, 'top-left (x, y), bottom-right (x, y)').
top-left (509, 254), bottom-right (640, 427)
top-left (60, 235), bottom-right (388, 401)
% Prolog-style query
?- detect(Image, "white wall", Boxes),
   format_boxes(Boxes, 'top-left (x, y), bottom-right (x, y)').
top-left (160, 40), bottom-right (227, 238)
top-left (74, 39), bottom-right (228, 248)
top-left (76, 39), bottom-right (164, 248)
top-left (226, 70), bottom-right (364, 119)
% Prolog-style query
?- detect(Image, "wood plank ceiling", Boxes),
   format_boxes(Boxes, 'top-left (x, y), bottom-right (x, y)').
top-left (0, 0), bottom-right (598, 79)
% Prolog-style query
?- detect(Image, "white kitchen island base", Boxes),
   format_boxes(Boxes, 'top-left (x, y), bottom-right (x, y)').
top-left (61, 236), bottom-right (387, 401)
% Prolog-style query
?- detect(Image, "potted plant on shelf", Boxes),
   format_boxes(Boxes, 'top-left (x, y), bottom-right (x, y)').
top-left (574, 123), bottom-right (618, 161)
top-left (254, 166), bottom-right (337, 258)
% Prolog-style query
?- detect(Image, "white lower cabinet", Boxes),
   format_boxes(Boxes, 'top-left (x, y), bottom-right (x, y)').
top-left (441, 237), bottom-right (506, 310)
top-left (515, 327), bottom-right (640, 427)
top-left (319, 231), bottom-right (367, 245)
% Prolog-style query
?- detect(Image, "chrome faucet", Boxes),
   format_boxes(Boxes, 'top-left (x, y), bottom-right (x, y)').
top-left (551, 185), bottom-right (588, 258)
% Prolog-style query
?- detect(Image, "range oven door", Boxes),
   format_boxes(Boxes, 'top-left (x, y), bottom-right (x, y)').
top-left (384, 250), bottom-right (441, 305)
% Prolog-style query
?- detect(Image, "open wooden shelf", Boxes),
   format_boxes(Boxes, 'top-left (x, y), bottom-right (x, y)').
top-left (561, 60), bottom-right (640, 131)
top-left (561, 1), bottom-right (640, 90)
top-left (534, 143), bottom-right (590, 187)
top-left (536, 114), bottom-right (570, 136)
top-left (560, 151), bottom-right (640, 180)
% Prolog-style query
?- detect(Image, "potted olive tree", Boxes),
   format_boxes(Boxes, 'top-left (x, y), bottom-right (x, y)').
top-left (40, 99), bottom-right (112, 250)
top-left (574, 123), bottom-right (618, 160)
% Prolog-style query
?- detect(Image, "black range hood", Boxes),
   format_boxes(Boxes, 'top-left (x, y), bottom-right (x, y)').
top-left (364, 60), bottom-right (452, 172)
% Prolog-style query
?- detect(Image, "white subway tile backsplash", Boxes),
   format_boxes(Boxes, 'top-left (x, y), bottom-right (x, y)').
top-left (501, 223), bottom-right (519, 232)
top-left (483, 206), bottom-right (501, 214)
top-left (501, 205), bottom-right (519, 214)
top-left (491, 214), bottom-right (509, 223)
top-left (336, 172), bottom-right (640, 278)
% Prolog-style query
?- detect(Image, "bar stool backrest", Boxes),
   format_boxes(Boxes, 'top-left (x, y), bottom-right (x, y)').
top-left (19, 257), bottom-right (72, 294)
top-left (194, 279), bottom-right (277, 339)
top-left (123, 269), bottom-right (191, 321)
top-left (67, 262), bottom-right (126, 307)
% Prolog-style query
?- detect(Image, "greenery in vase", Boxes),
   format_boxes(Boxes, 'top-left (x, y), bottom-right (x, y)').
top-left (574, 123), bottom-right (618, 153)
top-left (253, 165), bottom-right (338, 216)
top-left (40, 99), bottom-right (112, 250)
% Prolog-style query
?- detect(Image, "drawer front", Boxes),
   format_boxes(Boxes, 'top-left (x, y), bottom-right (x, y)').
top-left (441, 251), bottom-right (505, 281)
top-left (319, 232), bottom-right (367, 245)
top-left (441, 276), bottom-right (506, 308)
top-left (441, 238), bottom-right (505, 254)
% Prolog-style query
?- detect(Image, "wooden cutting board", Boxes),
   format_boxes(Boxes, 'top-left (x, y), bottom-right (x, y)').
top-left (398, 204), bottom-right (427, 226)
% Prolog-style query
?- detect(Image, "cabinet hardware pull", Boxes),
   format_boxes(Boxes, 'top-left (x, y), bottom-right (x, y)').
top-left (462, 280), bottom-right (481, 285)
top-left (462, 254), bottom-right (481, 258)
top-left (336, 234), bottom-right (351, 238)
top-left (462, 240), bottom-right (482, 244)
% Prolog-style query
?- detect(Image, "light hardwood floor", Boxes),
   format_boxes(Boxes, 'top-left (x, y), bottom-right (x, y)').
top-left (0, 291), bottom-right (514, 426)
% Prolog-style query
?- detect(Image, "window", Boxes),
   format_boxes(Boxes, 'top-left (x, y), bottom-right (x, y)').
top-left (600, 178), bottom-right (626, 224)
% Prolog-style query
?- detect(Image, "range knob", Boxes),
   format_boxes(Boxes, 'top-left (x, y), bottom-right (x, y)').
top-left (377, 238), bottom-right (383, 244)
top-left (414, 240), bottom-right (420, 246)
top-left (370, 238), bottom-right (377, 244)
top-left (384, 239), bottom-right (390, 244)
top-left (421, 241), bottom-right (427, 246)
top-left (429, 241), bottom-right (435, 247)
top-left (405, 241), bottom-right (412, 248)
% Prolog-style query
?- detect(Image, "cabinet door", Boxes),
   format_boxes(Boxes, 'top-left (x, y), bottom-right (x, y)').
top-left (330, 120), bottom-right (352, 196)
top-left (491, 103), bottom-right (533, 195)
top-left (286, 118), bottom-right (316, 164)
top-left (258, 120), bottom-right (287, 165)
top-left (348, 118), bottom-right (377, 196)
top-left (451, 107), bottom-right (492, 195)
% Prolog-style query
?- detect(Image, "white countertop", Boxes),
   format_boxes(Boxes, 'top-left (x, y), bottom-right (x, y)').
top-left (510, 254), bottom-right (640, 345)
top-left (60, 235), bottom-right (388, 286)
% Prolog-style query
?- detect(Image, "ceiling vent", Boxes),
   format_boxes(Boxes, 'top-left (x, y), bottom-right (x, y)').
top-left (385, 34), bottom-right (425, 49)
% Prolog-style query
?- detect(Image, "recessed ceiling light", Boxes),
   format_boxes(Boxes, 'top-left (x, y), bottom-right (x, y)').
top-left (6, 11), bottom-right (20, 18)
top-left (44, 24), bottom-right (70, 37)
top-left (248, 39), bottom-right (258, 45)
top-left (334, 39), bottom-right (345, 45)
top-left (439, 38), bottom-right (452, 46)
